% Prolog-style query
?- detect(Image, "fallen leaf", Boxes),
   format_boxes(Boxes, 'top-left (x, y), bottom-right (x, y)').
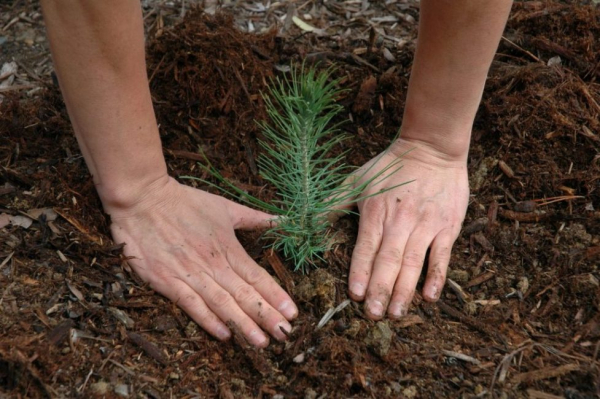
top-left (0, 213), bottom-right (10, 229)
top-left (292, 16), bottom-right (317, 32)
top-left (9, 215), bottom-right (33, 229)
top-left (108, 307), bottom-right (135, 329)
top-left (27, 208), bottom-right (58, 222)
top-left (66, 280), bottom-right (85, 302)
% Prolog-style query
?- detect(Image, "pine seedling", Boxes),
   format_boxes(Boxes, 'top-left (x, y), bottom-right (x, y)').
top-left (185, 65), bottom-right (407, 273)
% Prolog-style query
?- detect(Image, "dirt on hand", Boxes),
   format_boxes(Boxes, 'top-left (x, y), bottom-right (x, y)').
top-left (1, 2), bottom-right (600, 398)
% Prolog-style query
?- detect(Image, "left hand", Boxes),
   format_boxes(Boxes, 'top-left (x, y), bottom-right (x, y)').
top-left (344, 138), bottom-right (469, 319)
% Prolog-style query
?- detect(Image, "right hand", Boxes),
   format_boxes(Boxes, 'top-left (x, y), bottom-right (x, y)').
top-left (107, 176), bottom-right (298, 347)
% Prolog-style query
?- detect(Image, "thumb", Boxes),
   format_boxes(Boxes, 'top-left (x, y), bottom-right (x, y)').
top-left (226, 200), bottom-right (276, 230)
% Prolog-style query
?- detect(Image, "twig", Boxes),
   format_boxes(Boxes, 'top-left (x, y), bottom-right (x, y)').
top-left (317, 299), bottom-right (351, 330)
top-left (266, 249), bottom-right (295, 296)
top-left (442, 350), bottom-right (481, 365)
top-left (498, 208), bottom-right (551, 222)
top-left (0, 84), bottom-right (37, 93)
top-left (512, 363), bottom-right (579, 384)
top-left (0, 282), bottom-right (15, 307)
top-left (446, 278), bottom-right (470, 303)
top-left (501, 36), bottom-right (542, 64)
top-left (108, 359), bottom-right (135, 375)
top-left (127, 331), bottom-right (169, 366)
top-left (148, 53), bottom-right (166, 85)
top-left (77, 367), bottom-right (94, 393)
top-left (0, 251), bottom-right (14, 269)
top-left (437, 300), bottom-right (506, 345)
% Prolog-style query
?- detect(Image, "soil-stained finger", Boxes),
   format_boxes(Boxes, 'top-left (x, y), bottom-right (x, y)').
top-left (160, 278), bottom-right (231, 341)
top-left (184, 270), bottom-right (270, 348)
top-left (388, 231), bottom-right (432, 318)
top-left (423, 229), bottom-right (457, 301)
top-left (348, 201), bottom-right (386, 300)
top-left (363, 225), bottom-right (410, 320)
top-left (227, 243), bottom-right (298, 322)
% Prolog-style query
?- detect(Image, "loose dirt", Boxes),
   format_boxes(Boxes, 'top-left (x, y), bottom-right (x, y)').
top-left (1, 2), bottom-right (599, 398)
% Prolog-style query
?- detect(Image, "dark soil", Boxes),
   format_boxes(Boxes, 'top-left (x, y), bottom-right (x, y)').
top-left (1, 3), bottom-right (600, 398)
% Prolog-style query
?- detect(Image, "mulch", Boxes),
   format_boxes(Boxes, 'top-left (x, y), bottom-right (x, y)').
top-left (1, 2), bottom-right (599, 398)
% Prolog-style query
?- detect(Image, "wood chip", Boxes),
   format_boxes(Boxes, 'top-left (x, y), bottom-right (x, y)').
top-left (465, 271), bottom-right (496, 288)
top-left (265, 249), bottom-right (295, 295)
top-left (66, 280), bottom-right (85, 302)
top-left (382, 47), bottom-right (395, 62)
top-left (108, 307), bottom-right (135, 329)
top-left (513, 200), bottom-right (537, 213)
top-left (512, 363), bottom-right (579, 384)
top-left (47, 319), bottom-right (76, 346)
top-left (441, 350), bottom-right (481, 365)
top-left (498, 160), bottom-right (515, 178)
top-left (526, 389), bottom-right (564, 399)
top-left (227, 321), bottom-right (273, 377)
top-left (463, 217), bottom-right (488, 235)
top-left (499, 208), bottom-right (551, 222)
top-left (53, 208), bottom-right (104, 245)
top-left (27, 208), bottom-right (58, 222)
top-left (317, 299), bottom-right (351, 330)
top-left (353, 75), bottom-right (377, 113)
top-left (580, 125), bottom-right (600, 142)
top-left (0, 183), bottom-right (15, 196)
top-left (446, 278), bottom-right (471, 303)
top-left (471, 232), bottom-right (494, 252)
top-left (56, 250), bottom-right (68, 263)
top-left (127, 332), bottom-right (169, 366)
top-left (586, 246), bottom-right (600, 259)
top-left (395, 314), bottom-right (423, 328)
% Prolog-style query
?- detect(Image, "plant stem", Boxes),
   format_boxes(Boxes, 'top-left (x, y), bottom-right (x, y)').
top-left (299, 108), bottom-right (312, 235)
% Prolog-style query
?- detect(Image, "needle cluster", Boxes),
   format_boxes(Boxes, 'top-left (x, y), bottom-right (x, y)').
top-left (188, 66), bottom-right (405, 273)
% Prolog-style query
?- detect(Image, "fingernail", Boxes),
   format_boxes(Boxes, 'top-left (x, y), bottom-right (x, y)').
top-left (350, 283), bottom-right (366, 298)
top-left (369, 300), bottom-right (384, 317)
top-left (389, 302), bottom-right (407, 318)
top-left (249, 329), bottom-right (268, 347)
top-left (431, 285), bottom-right (439, 300)
top-left (216, 325), bottom-right (231, 340)
top-left (278, 300), bottom-right (298, 319)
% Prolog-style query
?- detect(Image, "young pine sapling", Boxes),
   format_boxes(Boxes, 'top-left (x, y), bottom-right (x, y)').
top-left (186, 66), bottom-right (407, 273)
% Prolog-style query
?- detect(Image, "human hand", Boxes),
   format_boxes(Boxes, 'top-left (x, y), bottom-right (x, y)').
top-left (106, 177), bottom-right (297, 347)
top-left (346, 138), bottom-right (469, 319)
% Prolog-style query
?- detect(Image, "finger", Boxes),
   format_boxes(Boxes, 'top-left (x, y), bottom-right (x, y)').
top-left (388, 230), bottom-right (433, 319)
top-left (185, 270), bottom-right (270, 348)
top-left (225, 199), bottom-right (275, 230)
top-left (363, 224), bottom-right (410, 320)
top-left (422, 229), bottom-right (457, 302)
top-left (227, 243), bottom-right (298, 321)
top-left (158, 278), bottom-right (231, 341)
top-left (348, 200), bottom-right (386, 301)
top-left (212, 257), bottom-right (292, 342)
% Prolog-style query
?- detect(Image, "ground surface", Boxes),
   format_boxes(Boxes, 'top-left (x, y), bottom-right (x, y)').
top-left (1, 1), bottom-right (600, 398)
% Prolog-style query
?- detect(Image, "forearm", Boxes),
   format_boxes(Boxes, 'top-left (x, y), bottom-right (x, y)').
top-left (400, 0), bottom-right (513, 160)
top-left (41, 0), bottom-right (167, 212)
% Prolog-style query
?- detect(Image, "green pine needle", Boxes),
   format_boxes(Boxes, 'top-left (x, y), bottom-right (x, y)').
top-left (183, 64), bottom-right (409, 273)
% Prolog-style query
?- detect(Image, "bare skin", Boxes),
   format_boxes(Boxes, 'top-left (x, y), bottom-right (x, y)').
top-left (347, 0), bottom-right (513, 319)
top-left (40, 0), bottom-right (512, 345)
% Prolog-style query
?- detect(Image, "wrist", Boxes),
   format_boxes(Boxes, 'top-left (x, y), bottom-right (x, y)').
top-left (97, 171), bottom-right (171, 217)
top-left (398, 103), bottom-right (473, 162)
top-left (391, 132), bottom-right (470, 166)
